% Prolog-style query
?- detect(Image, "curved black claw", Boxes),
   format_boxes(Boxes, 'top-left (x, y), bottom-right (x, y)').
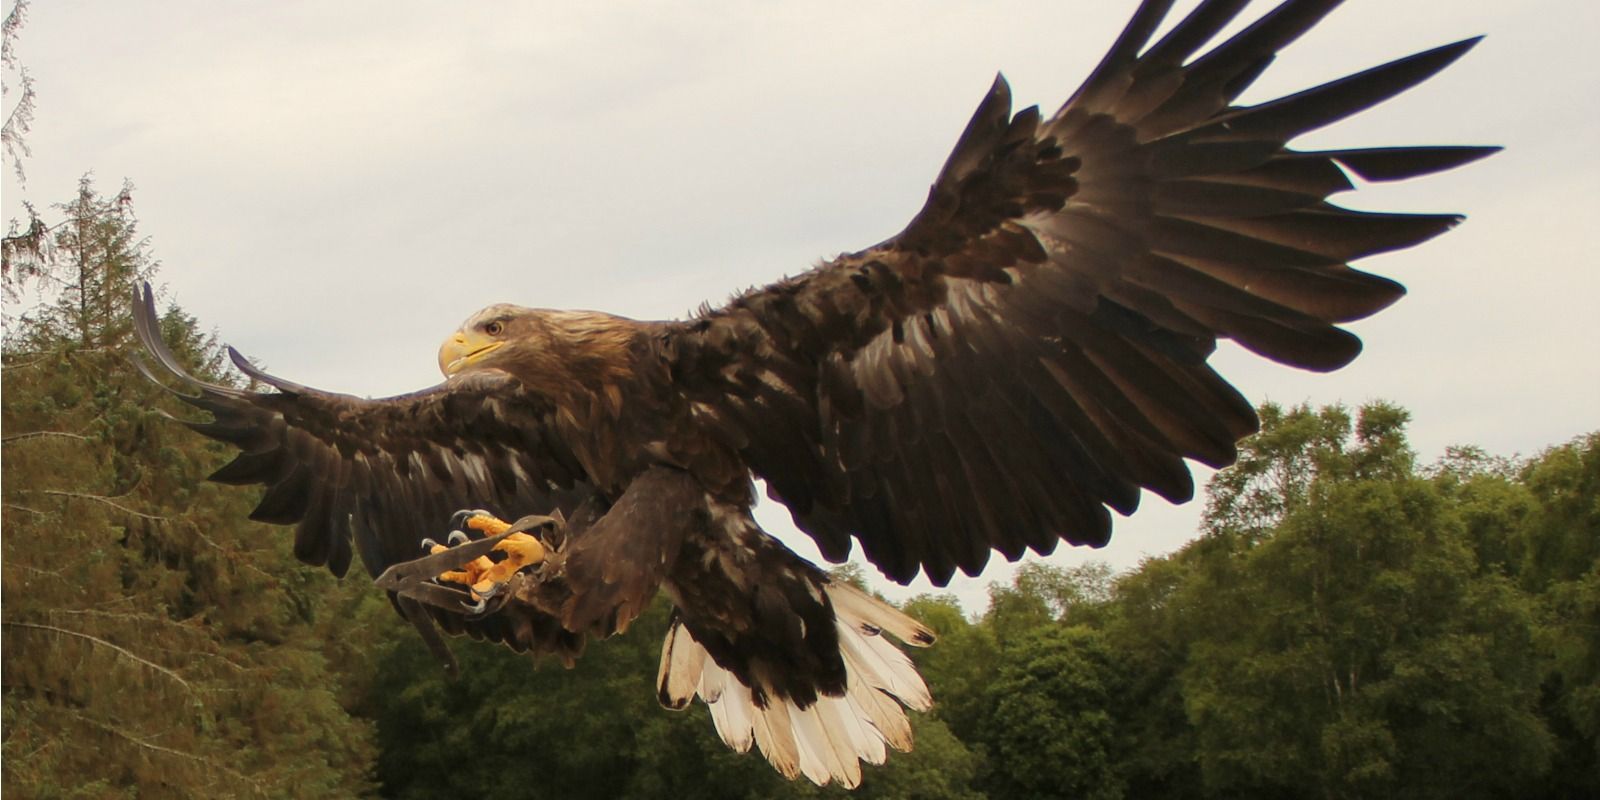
top-left (447, 529), bottom-right (471, 546)
top-left (460, 574), bottom-right (521, 619)
top-left (460, 580), bottom-right (505, 615)
top-left (448, 508), bottom-right (497, 531)
top-left (420, 537), bottom-right (441, 552)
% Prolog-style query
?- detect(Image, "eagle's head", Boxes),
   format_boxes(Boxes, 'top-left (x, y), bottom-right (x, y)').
top-left (438, 303), bottom-right (534, 377)
top-left (438, 304), bottom-right (640, 400)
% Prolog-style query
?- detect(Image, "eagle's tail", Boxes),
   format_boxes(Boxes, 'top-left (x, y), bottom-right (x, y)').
top-left (655, 581), bottom-right (934, 788)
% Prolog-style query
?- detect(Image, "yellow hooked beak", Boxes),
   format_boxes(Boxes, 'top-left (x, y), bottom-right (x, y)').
top-left (438, 330), bottom-right (505, 376)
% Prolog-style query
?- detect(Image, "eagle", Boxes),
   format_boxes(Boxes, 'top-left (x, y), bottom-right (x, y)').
top-left (134, 0), bottom-right (1494, 788)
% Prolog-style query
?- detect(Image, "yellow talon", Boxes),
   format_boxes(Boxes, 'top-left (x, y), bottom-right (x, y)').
top-left (429, 541), bottom-right (496, 588)
top-left (469, 532), bottom-right (546, 596)
top-left (467, 514), bottom-right (512, 536)
top-left (498, 531), bottom-right (547, 564)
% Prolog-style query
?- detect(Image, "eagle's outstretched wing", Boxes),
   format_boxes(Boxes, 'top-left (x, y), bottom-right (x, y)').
top-left (668, 0), bottom-right (1496, 585)
top-left (132, 285), bottom-right (603, 656)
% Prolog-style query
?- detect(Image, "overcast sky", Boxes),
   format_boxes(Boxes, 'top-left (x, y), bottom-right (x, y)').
top-left (5, 0), bottom-right (1597, 612)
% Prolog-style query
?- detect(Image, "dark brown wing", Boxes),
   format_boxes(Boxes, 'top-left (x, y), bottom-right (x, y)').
top-left (666, 0), bottom-right (1496, 585)
top-left (133, 285), bottom-right (600, 652)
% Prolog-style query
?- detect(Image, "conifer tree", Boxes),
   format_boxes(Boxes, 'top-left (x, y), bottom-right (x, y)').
top-left (2, 178), bottom-right (377, 797)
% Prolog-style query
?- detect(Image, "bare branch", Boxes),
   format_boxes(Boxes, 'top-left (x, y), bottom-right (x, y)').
top-left (6, 561), bottom-right (66, 578)
top-left (0, 352), bottom-right (53, 369)
top-left (2, 430), bottom-right (92, 445)
top-left (4, 344), bottom-right (125, 361)
top-left (45, 607), bottom-right (191, 626)
top-left (146, 643), bottom-right (263, 676)
top-left (10, 489), bottom-right (278, 584)
top-left (36, 489), bottom-right (170, 521)
top-left (63, 710), bottom-right (266, 798)
top-left (2, 501), bottom-right (48, 517)
top-left (1, 620), bottom-right (196, 697)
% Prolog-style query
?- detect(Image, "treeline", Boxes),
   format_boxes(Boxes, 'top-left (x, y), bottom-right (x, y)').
top-left (3, 180), bottom-right (1596, 799)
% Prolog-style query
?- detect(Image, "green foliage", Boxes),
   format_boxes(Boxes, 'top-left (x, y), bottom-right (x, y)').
top-left (976, 625), bottom-right (1124, 800)
top-left (986, 562), bottom-right (1114, 645)
top-left (369, 599), bottom-right (671, 799)
top-left (1203, 402), bottom-right (1356, 539)
top-left (1181, 404), bottom-right (1557, 799)
top-left (368, 593), bottom-right (985, 800)
top-left (1102, 555), bottom-right (1204, 799)
top-left (2, 178), bottom-right (375, 798)
top-left (1517, 434), bottom-right (1600, 798)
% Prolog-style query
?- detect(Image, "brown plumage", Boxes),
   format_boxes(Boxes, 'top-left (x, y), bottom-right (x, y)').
top-left (134, 0), bottom-right (1495, 787)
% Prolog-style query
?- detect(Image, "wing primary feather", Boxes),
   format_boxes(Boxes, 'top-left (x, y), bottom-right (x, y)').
top-left (1312, 145), bottom-right (1502, 182)
top-left (226, 346), bottom-right (317, 395)
top-left (1182, 0), bottom-right (1343, 106)
top-left (248, 461), bottom-right (314, 525)
top-left (1062, 0), bottom-right (1176, 112)
top-left (1208, 38), bottom-right (1485, 142)
top-left (1136, 0), bottom-right (1251, 74)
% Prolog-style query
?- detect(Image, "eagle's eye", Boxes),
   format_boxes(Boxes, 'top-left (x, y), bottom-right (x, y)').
top-left (485, 320), bottom-right (504, 336)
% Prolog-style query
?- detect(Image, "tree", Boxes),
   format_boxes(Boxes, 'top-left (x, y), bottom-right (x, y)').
top-left (2, 0), bottom-right (34, 183)
top-left (2, 178), bottom-right (376, 797)
top-left (1515, 435), bottom-right (1600, 798)
top-left (985, 562), bottom-right (1114, 646)
top-left (1181, 403), bottom-right (1553, 799)
top-left (899, 593), bottom-right (996, 777)
top-left (3, 0), bottom-right (49, 311)
top-left (974, 625), bottom-right (1124, 800)
top-left (1101, 554), bottom-right (1204, 800)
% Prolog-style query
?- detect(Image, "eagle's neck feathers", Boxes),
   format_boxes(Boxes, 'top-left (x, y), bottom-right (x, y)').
top-left (499, 310), bottom-right (642, 418)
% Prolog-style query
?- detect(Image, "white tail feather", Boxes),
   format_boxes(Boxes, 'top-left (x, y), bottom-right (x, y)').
top-left (652, 583), bottom-right (934, 787)
top-left (793, 700), bottom-right (854, 786)
top-left (708, 676), bottom-right (755, 753)
top-left (841, 643), bottom-right (916, 751)
top-left (752, 692), bottom-right (801, 780)
top-left (819, 691), bottom-right (887, 766)
top-left (828, 582), bottom-right (935, 648)
top-left (656, 621), bottom-right (706, 710)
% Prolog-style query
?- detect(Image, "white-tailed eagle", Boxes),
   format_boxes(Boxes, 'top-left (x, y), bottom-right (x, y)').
top-left (135, 0), bottom-right (1495, 787)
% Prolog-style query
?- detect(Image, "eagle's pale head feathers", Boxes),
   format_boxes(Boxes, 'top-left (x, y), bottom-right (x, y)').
top-left (438, 303), bottom-right (532, 377)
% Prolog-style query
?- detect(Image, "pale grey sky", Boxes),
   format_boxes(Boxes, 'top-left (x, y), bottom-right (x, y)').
top-left (5, 1), bottom-right (1597, 611)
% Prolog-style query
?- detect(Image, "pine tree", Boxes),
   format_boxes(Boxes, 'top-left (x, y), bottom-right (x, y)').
top-left (2, 178), bottom-right (377, 797)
